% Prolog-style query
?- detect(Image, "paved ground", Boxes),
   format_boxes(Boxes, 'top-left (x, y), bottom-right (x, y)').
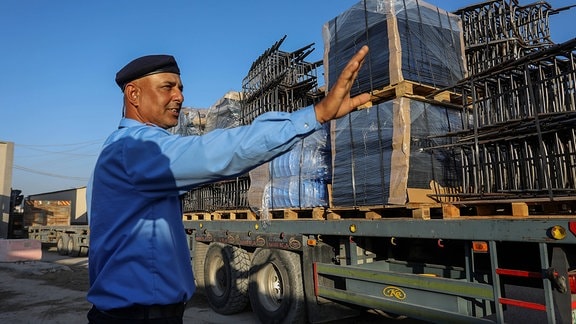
top-left (1, 244), bottom-right (552, 323)
top-left (0, 245), bottom-right (258, 324)
top-left (0, 245), bottom-right (402, 324)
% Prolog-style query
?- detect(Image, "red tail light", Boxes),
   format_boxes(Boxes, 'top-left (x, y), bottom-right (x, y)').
top-left (569, 270), bottom-right (576, 294)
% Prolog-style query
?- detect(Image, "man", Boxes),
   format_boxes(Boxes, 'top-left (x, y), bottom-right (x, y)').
top-left (86, 46), bottom-right (370, 323)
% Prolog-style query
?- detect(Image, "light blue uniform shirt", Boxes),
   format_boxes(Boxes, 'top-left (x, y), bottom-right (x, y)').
top-left (86, 106), bottom-right (321, 310)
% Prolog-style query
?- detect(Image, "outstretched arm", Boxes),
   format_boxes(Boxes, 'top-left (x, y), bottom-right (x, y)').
top-left (314, 45), bottom-right (371, 124)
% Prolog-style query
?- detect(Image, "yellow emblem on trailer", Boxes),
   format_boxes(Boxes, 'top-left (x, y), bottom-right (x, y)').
top-left (382, 286), bottom-right (407, 300)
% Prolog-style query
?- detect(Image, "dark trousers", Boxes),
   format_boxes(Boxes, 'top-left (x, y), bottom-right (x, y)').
top-left (87, 304), bottom-right (185, 324)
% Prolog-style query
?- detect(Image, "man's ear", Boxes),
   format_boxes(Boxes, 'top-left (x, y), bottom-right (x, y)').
top-left (125, 83), bottom-right (140, 106)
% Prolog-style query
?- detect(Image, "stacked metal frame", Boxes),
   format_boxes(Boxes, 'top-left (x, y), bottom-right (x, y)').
top-left (454, 0), bottom-right (557, 76)
top-left (182, 177), bottom-right (251, 213)
top-left (240, 35), bottom-right (323, 125)
top-left (432, 38), bottom-right (576, 200)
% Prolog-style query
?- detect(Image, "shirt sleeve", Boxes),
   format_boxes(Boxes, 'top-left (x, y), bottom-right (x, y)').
top-left (123, 106), bottom-right (322, 193)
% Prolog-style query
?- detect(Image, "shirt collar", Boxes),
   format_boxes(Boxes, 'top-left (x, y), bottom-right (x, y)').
top-left (118, 118), bottom-right (159, 129)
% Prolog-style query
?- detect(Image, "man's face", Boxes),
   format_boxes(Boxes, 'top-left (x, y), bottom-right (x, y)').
top-left (131, 73), bottom-right (184, 129)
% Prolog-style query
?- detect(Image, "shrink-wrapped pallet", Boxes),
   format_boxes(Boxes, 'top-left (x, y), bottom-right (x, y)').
top-left (168, 107), bottom-right (208, 136)
top-left (205, 91), bottom-right (242, 132)
top-left (323, 0), bottom-right (467, 96)
top-left (248, 125), bottom-right (331, 218)
top-left (331, 97), bottom-right (462, 207)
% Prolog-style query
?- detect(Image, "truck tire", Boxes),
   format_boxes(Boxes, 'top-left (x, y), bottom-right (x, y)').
top-left (249, 248), bottom-right (306, 324)
top-left (78, 245), bottom-right (89, 257)
top-left (56, 234), bottom-right (69, 256)
top-left (67, 234), bottom-right (80, 257)
top-left (192, 241), bottom-right (209, 291)
top-left (204, 242), bottom-right (250, 314)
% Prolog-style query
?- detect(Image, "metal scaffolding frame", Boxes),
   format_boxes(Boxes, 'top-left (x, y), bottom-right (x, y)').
top-left (429, 38), bottom-right (576, 200)
top-left (240, 35), bottom-right (323, 125)
top-left (454, 0), bottom-right (561, 75)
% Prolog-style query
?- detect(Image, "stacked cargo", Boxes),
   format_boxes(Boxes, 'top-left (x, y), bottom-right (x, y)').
top-left (439, 38), bottom-right (576, 201)
top-left (183, 0), bottom-right (574, 219)
top-left (241, 36), bottom-right (329, 216)
top-left (425, 0), bottom-right (576, 202)
top-left (322, 0), bottom-right (466, 97)
top-left (179, 91), bottom-right (251, 214)
top-left (326, 0), bottom-right (575, 212)
top-left (182, 177), bottom-right (251, 213)
top-left (261, 124), bottom-right (331, 210)
top-left (182, 37), bottom-right (326, 218)
top-left (454, 0), bottom-right (556, 75)
top-left (331, 98), bottom-right (463, 207)
top-left (324, 0), bottom-right (467, 212)
top-left (23, 199), bottom-right (73, 226)
top-left (168, 107), bottom-right (208, 136)
top-left (241, 35), bottom-right (322, 125)
top-left (204, 91), bottom-right (242, 132)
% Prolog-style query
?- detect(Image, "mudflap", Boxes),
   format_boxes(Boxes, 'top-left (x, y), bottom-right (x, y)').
top-left (302, 242), bottom-right (363, 323)
top-left (550, 246), bottom-right (572, 324)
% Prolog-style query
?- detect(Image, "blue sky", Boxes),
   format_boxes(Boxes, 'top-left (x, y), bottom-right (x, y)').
top-left (1, 0), bottom-right (574, 196)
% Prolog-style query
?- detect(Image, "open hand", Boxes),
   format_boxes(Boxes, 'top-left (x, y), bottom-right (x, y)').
top-left (314, 45), bottom-right (371, 123)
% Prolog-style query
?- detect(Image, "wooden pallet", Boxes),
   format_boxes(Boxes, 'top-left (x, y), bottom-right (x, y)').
top-left (263, 207), bottom-right (327, 220)
top-left (328, 203), bottom-right (443, 220)
top-left (182, 198), bottom-right (576, 222)
top-left (446, 197), bottom-right (576, 218)
top-left (182, 209), bottom-right (257, 221)
top-left (182, 208), bottom-right (326, 221)
top-left (357, 80), bottom-right (466, 108)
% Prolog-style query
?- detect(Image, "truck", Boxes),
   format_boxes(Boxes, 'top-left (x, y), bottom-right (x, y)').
top-left (20, 0), bottom-right (574, 322)
top-left (179, 0), bottom-right (576, 323)
top-left (24, 187), bottom-right (89, 257)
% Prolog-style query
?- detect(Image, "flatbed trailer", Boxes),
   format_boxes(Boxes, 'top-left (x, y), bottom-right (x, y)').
top-left (183, 206), bottom-right (576, 323)
top-left (27, 225), bottom-right (89, 257)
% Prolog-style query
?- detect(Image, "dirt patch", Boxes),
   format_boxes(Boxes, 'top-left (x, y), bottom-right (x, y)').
top-left (12, 264), bottom-right (90, 292)
top-left (0, 263), bottom-right (91, 324)
top-left (0, 255), bottom-right (252, 324)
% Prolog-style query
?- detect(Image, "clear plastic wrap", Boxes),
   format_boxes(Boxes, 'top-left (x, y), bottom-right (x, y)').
top-left (322, 0), bottom-right (466, 96)
top-left (168, 107), bottom-right (208, 136)
top-left (331, 97), bottom-right (463, 207)
top-left (255, 124), bottom-right (331, 215)
top-left (204, 91), bottom-right (242, 132)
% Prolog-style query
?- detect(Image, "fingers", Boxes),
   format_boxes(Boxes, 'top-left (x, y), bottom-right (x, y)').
top-left (314, 46), bottom-right (371, 123)
top-left (349, 92), bottom-right (371, 109)
top-left (335, 45), bottom-right (369, 96)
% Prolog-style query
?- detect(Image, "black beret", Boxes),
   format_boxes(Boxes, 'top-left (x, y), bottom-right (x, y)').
top-left (115, 54), bottom-right (180, 90)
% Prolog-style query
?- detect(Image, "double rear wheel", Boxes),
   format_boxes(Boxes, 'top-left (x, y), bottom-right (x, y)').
top-left (249, 248), bottom-right (306, 324)
top-left (202, 243), bottom-right (306, 323)
top-left (204, 243), bottom-right (250, 314)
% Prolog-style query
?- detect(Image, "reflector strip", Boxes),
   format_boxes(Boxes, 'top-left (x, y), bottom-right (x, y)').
top-left (499, 298), bottom-right (546, 311)
top-left (569, 221), bottom-right (576, 236)
top-left (313, 262), bottom-right (319, 297)
top-left (496, 268), bottom-right (542, 279)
